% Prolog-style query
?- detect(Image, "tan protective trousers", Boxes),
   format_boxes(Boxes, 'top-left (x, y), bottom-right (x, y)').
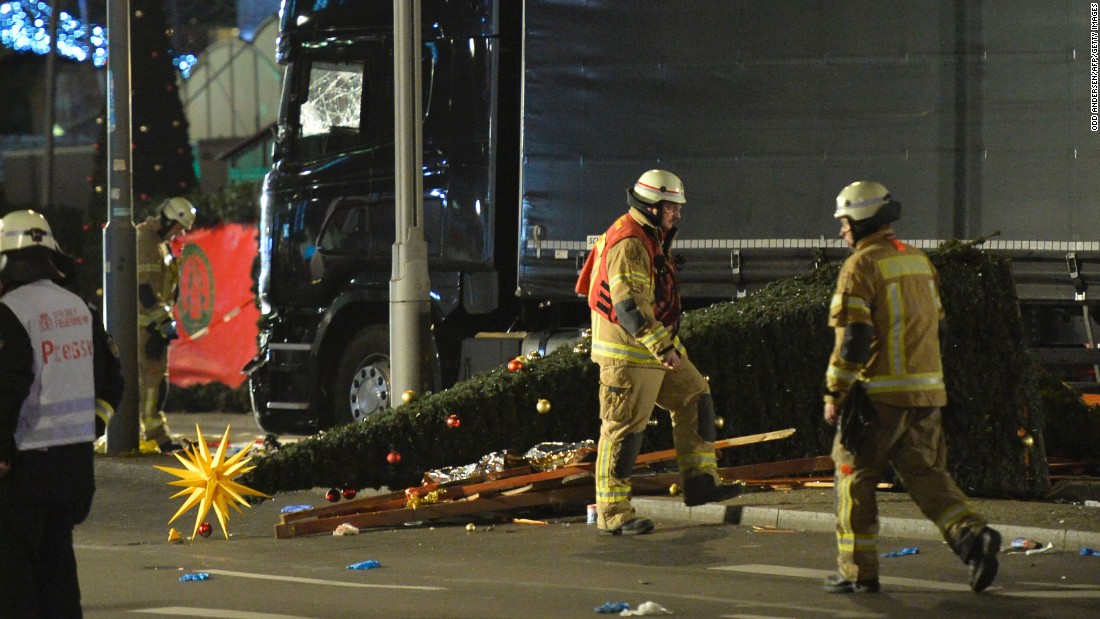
top-left (137, 325), bottom-right (172, 445)
top-left (595, 356), bottom-right (718, 531)
top-left (831, 403), bottom-right (987, 581)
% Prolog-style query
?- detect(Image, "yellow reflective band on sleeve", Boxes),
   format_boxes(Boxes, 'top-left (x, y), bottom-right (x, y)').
top-left (830, 293), bottom-right (871, 323)
top-left (638, 325), bottom-right (668, 348)
top-left (877, 254), bottom-right (933, 280)
top-left (609, 271), bottom-right (651, 288)
top-left (827, 365), bottom-right (859, 384)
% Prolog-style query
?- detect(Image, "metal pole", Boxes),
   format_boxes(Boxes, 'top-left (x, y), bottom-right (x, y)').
top-left (40, 0), bottom-right (61, 211)
top-left (103, 0), bottom-right (140, 453)
top-left (390, 0), bottom-right (431, 401)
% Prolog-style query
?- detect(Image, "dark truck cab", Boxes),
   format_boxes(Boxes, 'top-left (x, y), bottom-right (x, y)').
top-left (250, 1), bottom-right (521, 433)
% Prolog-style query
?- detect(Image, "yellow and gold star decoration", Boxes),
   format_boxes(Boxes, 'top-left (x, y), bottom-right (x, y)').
top-left (154, 425), bottom-right (270, 539)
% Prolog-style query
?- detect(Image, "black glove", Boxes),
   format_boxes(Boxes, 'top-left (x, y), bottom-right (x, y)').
top-left (838, 381), bottom-right (877, 457)
top-left (144, 322), bottom-right (168, 360)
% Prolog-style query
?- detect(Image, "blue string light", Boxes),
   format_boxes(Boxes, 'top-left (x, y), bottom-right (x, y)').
top-left (0, 1), bottom-right (194, 77)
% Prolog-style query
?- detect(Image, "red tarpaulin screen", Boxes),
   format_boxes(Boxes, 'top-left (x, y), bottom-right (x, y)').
top-left (168, 223), bottom-right (259, 388)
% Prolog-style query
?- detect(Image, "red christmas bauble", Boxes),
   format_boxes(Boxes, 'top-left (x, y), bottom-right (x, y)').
top-left (341, 487), bottom-right (357, 500)
top-left (446, 414), bottom-right (461, 429)
top-left (325, 488), bottom-right (341, 502)
top-left (197, 522), bottom-right (212, 538)
top-left (387, 451), bottom-right (402, 465)
top-left (507, 359), bottom-right (524, 372)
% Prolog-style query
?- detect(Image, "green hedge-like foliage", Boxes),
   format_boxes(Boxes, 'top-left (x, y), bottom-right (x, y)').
top-left (241, 242), bottom-right (1048, 499)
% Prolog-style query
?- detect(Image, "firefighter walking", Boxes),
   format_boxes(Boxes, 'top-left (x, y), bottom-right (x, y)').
top-left (576, 170), bottom-right (741, 536)
top-left (822, 181), bottom-right (1001, 593)
top-left (136, 197), bottom-right (196, 452)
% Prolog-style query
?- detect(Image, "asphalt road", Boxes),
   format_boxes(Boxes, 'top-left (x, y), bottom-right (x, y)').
top-left (72, 412), bottom-right (1100, 618)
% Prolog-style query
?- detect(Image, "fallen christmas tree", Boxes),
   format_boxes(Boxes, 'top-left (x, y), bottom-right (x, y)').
top-left (241, 241), bottom-right (1048, 499)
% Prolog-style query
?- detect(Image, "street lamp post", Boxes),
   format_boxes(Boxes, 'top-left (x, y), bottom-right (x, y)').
top-left (390, 0), bottom-right (431, 401)
top-left (103, 0), bottom-right (140, 454)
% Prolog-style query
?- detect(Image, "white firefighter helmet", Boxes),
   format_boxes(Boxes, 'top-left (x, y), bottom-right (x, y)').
top-left (834, 181), bottom-right (893, 221)
top-left (160, 196), bottom-right (197, 231)
top-left (0, 209), bottom-right (60, 253)
top-left (632, 169), bottom-right (686, 205)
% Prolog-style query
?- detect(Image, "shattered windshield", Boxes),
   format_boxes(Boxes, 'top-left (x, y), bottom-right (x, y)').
top-left (291, 57), bottom-right (393, 160)
top-left (301, 63), bottom-right (364, 137)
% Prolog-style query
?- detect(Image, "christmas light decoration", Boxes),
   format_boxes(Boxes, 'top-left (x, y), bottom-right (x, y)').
top-left (0, 1), bottom-right (197, 77)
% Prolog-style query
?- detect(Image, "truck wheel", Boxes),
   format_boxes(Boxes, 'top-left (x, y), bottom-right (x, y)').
top-left (332, 326), bottom-right (391, 426)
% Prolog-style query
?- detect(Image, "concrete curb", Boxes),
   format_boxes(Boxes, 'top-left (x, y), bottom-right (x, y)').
top-left (634, 498), bottom-right (1100, 552)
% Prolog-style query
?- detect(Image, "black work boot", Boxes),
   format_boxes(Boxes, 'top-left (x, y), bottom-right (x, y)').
top-left (955, 526), bottom-right (1001, 593)
top-left (682, 474), bottom-right (744, 507)
top-left (823, 573), bottom-right (880, 594)
top-left (600, 517), bottom-right (655, 536)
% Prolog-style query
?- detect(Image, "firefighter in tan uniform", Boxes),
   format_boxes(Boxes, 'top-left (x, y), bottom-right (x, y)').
top-left (136, 197), bottom-right (196, 451)
top-left (822, 181), bottom-right (1001, 593)
top-left (576, 170), bottom-right (741, 536)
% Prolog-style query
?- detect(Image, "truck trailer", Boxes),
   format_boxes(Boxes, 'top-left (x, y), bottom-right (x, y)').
top-left (248, 0), bottom-right (1100, 434)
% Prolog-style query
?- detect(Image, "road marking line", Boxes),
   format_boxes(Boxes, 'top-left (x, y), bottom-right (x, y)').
top-left (201, 568), bottom-right (447, 591)
top-left (998, 591), bottom-right (1100, 599)
top-left (130, 608), bottom-right (314, 618)
top-left (711, 564), bottom-right (971, 592)
top-left (712, 564), bottom-right (1100, 599)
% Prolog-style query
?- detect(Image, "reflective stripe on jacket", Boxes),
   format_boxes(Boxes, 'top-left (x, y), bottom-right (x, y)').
top-left (2, 280), bottom-right (96, 449)
top-left (576, 209), bottom-right (685, 366)
top-left (826, 228), bottom-right (947, 407)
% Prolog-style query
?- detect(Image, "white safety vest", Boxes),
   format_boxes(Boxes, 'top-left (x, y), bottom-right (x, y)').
top-left (2, 280), bottom-right (96, 449)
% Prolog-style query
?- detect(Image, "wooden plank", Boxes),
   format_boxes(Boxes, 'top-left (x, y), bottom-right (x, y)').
top-left (275, 485), bottom-right (594, 538)
top-left (274, 428), bottom-right (795, 534)
top-left (280, 465), bottom-right (536, 524)
top-left (630, 455), bottom-right (832, 495)
top-left (633, 428), bottom-right (796, 466)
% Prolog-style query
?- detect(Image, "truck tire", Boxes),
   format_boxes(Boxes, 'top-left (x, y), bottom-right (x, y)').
top-left (331, 325), bottom-right (391, 427)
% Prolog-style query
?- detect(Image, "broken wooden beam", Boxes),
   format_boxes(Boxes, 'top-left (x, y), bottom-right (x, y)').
top-left (276, 484), bottom-right (594, 538)
top-left (630, 454), bottom-right (833, 494)
top-left (274, 427), bottom-right (797, 537)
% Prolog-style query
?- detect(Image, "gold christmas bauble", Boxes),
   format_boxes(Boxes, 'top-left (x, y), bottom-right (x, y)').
top-left (401, 390), bottom-right (417, 404)
top-left (715, 416), bottom-right (725, 430)
top-left (466, 523), bottom-right (476, 532)
top-left (536, 399), bottom-right (551, 414)
top-left (1021, 434), bottom-right (1034, 447)
top-left (526, 350), bottom-right (542, 361)
top-left (669, 483), bottom-right (681, 496)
